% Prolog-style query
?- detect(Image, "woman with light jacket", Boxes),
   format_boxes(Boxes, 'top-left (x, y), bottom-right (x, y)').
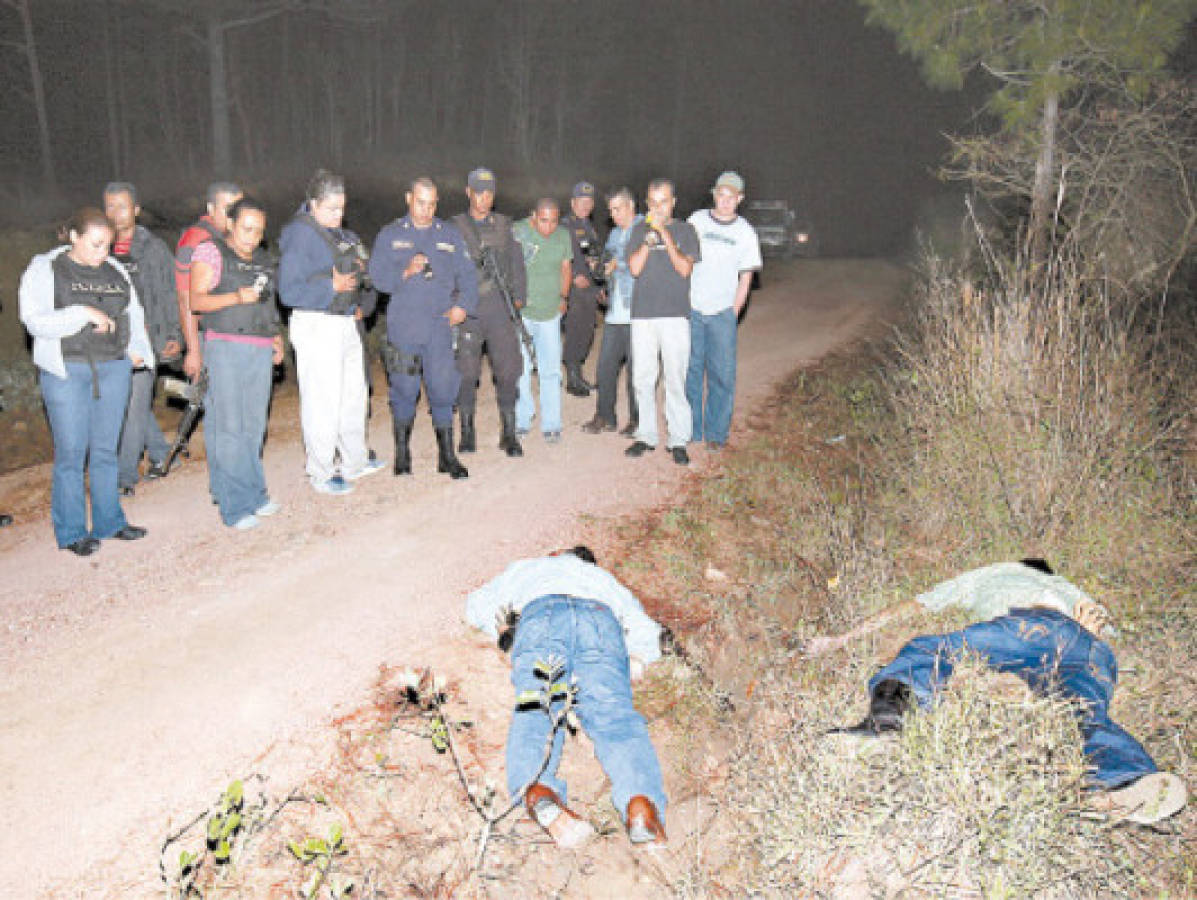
top-left (19, 207), bottom-right (153, 556)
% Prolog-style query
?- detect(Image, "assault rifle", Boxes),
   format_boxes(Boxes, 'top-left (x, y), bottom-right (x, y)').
top-left (161, 370), bottom-right (208, 472)
top-left (477, 245), bottom-right (536, 369)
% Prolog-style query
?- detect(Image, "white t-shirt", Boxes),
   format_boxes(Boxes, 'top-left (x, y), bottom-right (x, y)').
top-left (687, 210), bottom-right (762, 315)
top-left (465, 554), bottom-right (663, 663)
top-left (916, 562), bottom-right (1111, 633)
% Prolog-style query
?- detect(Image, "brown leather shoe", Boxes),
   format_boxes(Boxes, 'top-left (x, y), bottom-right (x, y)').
top-left (581, 414), bottom-right (616, 434)
top-left (525, 784), bottom-right (594, 849)
top-left (625, 795), bottom-right (667, 845)
top-left (619, 420), bottom-right (638, 438)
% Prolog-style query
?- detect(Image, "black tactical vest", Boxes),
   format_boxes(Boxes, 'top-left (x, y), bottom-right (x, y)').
top-left (199, 239), bottom-right (278, 337)
top-left (455, 212), bottom-right (514, 297)
top-left (52, 254), bottom-right (131, 362)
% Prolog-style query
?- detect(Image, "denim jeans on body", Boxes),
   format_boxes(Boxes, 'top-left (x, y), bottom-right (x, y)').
top-left (118, 366), bottom-right (170, 487)
top-left (203, 336), bottom-right (273, 525)
top-left (630, 316), bottom-right (690, 448)
top-left (41, 358), bottom-right (132, 546)
top-left (869, 607), bottom-right (1157, 789)
top-left (595, 322), bottom-right (636, 426)
top-left (516, 314), bottom-right (563, 434)
top-left (290, 310), bottom-right (369, 482)
top-left (685, 307), bottom-right (738, 444)
top-left (506, 595), bottom-right (667, 819)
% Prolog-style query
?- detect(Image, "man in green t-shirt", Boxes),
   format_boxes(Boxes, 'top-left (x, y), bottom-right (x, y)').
top-left (512, 199), bottom-right (572, 442)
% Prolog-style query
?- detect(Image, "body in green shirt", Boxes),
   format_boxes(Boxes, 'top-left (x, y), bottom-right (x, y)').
top-left (513, 218), bottom-right (571, 321)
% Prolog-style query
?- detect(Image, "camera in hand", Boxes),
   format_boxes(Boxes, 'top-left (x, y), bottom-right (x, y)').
top-left (578, 238), bottom-right (607, 287)
top-left (421, 259), bottom-right (434, 280)
top-left (643, 215), bottom-right (662, 247)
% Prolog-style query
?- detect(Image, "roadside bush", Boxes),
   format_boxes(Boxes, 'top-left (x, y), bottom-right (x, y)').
top-left (880, 236), bottom-right (1192, 578)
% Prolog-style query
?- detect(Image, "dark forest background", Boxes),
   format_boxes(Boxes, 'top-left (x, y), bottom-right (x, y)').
top-left (0, 0), bottom-right (980, 255)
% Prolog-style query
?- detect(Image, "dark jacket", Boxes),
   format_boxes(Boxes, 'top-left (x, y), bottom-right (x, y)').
top-left (279, 207), bottom-right (378, 317)
top-left (127, 225), bottom-right (181, 355)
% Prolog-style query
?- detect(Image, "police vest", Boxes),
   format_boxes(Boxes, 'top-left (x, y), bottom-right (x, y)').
top-left (200, 240), bottom-right (278, 337)
top-left (456, 213), bottom-right (513, 297)
top-left (52, 254), bottom-right (131, 362)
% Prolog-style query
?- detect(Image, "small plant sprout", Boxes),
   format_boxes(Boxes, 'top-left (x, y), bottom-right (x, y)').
top-left (160, 778), bottom-right (270, 898)
top-left (289, 822), bottom-right (352, 899)
top-left (206, 780), bottom-right (244, 864)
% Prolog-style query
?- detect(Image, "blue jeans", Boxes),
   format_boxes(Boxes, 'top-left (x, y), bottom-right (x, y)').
top-left (506, 595), bottom-right (667, 819)
top-left (40, 358), bottom-right (132, 546)
top-left (516, 314), bottom-right (562, 434)
top-left (118, 367), bottom-right (170, 487)
top-left (869, 608), bottom-right (1157, 789)
top-left (686, 308), bottom-right (738, 444)
top-left (203, 337), bottom-right (273, 525)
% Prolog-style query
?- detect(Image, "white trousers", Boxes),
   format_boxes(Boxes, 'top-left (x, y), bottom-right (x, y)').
top-left (630, 316), bottom-right (691, 449)
top-left (289, 310), bottom-right (369, 482)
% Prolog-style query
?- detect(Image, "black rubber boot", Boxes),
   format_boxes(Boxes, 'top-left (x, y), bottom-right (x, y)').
top-left (392, 418), bottom-right (413, 475)
top-left (499, 408), bottom-right (524, 457)
top-left (566, 364), bottom-right (591, 398)
top-left (435, 425), bottom-right (469, 479)
top-left (458, 410), bottom-right (476, 454)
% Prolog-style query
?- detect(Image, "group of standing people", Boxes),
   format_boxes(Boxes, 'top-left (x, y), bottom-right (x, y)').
top-left (18, 167), bottom-right (762, 550)
top-left (471, 169), bottom-right (762, 469)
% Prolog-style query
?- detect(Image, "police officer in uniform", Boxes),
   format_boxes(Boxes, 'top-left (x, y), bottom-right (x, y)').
top-left (450, 167), bottom-right (528, 458)
top-left (562, 181), bottom-right (603, 397)
top-left (369, 177), bottom-right (478, 479)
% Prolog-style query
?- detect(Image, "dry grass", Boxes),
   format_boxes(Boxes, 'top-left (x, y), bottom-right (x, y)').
top-left (608, 236), bottom-right (1195, 896)
top-left (878, 236), bottom-right (1194, 577)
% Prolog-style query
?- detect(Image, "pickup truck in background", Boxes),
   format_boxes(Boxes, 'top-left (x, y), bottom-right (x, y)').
top-left (746, 200), bottom-right (817, 259)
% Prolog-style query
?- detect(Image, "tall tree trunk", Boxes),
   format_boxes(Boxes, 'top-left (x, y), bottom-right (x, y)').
top-left (101, 5), bottom-right (122, 176)
top-left (207, 17), bottom-right (232, 174)
top-left (1028, 66), bottom-right (1060, 269)
top-left (13, 0), bottom-right (55, 189)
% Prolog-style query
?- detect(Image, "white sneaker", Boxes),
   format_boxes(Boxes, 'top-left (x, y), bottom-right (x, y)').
top-left (312, 476), bottom-right (354, 496)
top-left (345, 458), bottom-right (386, 481)
top-left (255, 499), bottom-right (282, 517)
top-left (232, 514), bottom-right (260, 531)
top-left (1096, 772), bottom-right (1187, 824)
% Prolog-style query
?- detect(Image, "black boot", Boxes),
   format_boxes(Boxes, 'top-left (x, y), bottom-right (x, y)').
top-left (435, 425), bottom-right (469, 479)
top-left (829, 679), bottom-right (913, 737)
top-left (499, 408), bottom-right (524, 457)
top-left (566, 364), bottom-right (591, 397)
top-left (392, 418), bottom-right (413, 475)
top-left (458, 410), bottom-right (476, 453)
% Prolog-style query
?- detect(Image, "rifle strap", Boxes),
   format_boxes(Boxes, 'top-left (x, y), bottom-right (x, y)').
top-left (295, 211), bottom-right (345, 256)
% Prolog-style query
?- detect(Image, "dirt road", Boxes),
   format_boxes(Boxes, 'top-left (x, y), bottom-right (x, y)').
top-left (0, 260), bottom-right (904, 896)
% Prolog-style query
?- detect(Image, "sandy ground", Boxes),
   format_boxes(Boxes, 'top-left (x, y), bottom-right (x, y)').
top-left (0, 259), bottom-right (905, 897)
